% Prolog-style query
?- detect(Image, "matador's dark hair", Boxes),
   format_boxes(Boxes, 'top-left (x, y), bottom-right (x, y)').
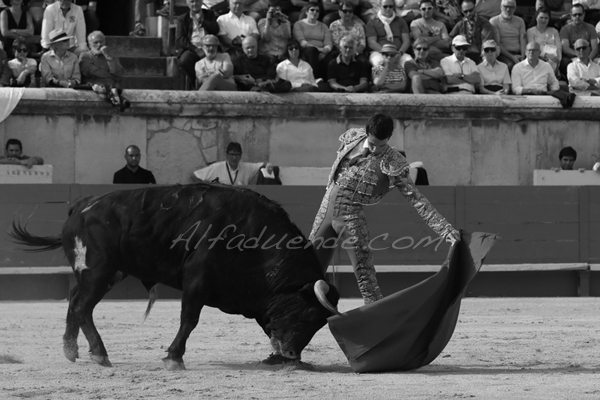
top-left (366, 114), bottom-right (394, 140)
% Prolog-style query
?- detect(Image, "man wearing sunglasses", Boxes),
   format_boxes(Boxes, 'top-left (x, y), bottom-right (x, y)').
top-left (566, 38), bottom-right (600, 95)
top-left (559, 4), bottom-right (598, 77)
top-left (405, 37), bottom-right (445, 93)
top-left (449, 0), bottom-right (497, 63)
top-left (365, 0), bottom-right (412, 67)
top-left (489, 0), bottom-right (526, 71)
top-left (192, 141), bottom-right (274, 185)
top-left (410, 0), bottom-right (452, 62)
top-left (440, 34), bottom-right (480, 93)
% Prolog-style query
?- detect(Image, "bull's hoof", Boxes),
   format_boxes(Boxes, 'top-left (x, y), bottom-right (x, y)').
top-left (162, 357), bottom-right (186, 371)
top-left (261, 353), bottom-right (299, 365)
top-left (63, 341), bottom-right (79, 362)
top-left (90, 354), bottom-right (113, 367)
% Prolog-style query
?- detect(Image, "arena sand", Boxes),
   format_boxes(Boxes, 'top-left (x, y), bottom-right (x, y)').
top-left (1, 298), bottom-right (599, 400)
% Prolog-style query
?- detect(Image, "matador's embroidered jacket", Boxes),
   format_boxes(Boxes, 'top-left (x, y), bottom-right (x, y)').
top-left (309, 127), bottom-right (456, 240)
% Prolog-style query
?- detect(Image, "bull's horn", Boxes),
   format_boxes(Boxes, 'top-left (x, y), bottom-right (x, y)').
top-left (314, 280), bottom-right (340, 316)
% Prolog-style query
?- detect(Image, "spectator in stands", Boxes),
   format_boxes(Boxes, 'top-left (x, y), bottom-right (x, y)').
top-left (243, 0), bottom-right (268, 22)
top-left (441, 34), bottom-right (480, 93)
top-left (560, 4), bottom-right (598, 77)
top-left (176, 0), bottom-right (219, 85)
top-left (327, 35), bottom-right (369, 92)
top-left (558, 146), bottom-right (577, 170)
top-left (449, 0), bottom-right (496, 64)
top-left (477, 39), bottom-right (510, 94)
top-left (131, 0), bottom-right (158, 37)
top-left (405, 37), bottom-right (445, 93)
top-left (371, 43), bottom-right (408, 92)
top-left (113, 145), bottom-right (156, 184)
top-left (80, 31), bottom-right (130, 111)
top-left (329, 1), bottom-right (366, 62)
top-left (192, 141), bottom-right (273, 185)
top-left (195, 34), bottom-right (237, 91)
top-left (411, 0), bottom-right (451, 62)
top-left (535, 0), bottom-right (569, 29)
top-left (527, 7), bottom-right (562, 75)
top-left (8, 38), bottom-right (36, 87)
top-left (0, 138), bottom-right (44, 168)
top-left (28, 0), bottom-right (49, 35)
top-left (217, 0), bottom-right (260, 58)
top-left (511, 41), bottom-right (560, 94)
top-left (276, 38), bottom-right (326, 91)
top-left (366, 0), bottom-right (412, 67)
top-left (0, 0), bottom-right (34, 57)
top-left (233, 36), bottom-right (292, 91)
top-left (292, 1), bottom-right (334, 79)
top-left (40, 27), bottom-right (81, 87)
top-left (579, 0), bottom-right (600, 27)
top-left (567, 38), bottom-right (600, 95)
top-left (41, 0), bottom-right (87, 55)
top-left (474, 0), bottom-right (501, 20)
top-left (258, 0), bottom-right (291, 62)
top-left (432, 0), bottom-right (461, 30)
top-left (490, 0), bottom-right (526, 72)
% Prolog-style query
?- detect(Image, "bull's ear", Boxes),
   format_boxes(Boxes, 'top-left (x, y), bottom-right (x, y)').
top-left (325, 282), bottom-right (340, 307)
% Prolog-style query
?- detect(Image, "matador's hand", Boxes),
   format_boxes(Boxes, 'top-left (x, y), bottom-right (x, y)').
top-left (446, 229), bottom-right (460, 246)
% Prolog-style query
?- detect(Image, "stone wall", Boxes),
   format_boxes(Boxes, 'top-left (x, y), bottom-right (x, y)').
top-left (3, 89), bottom-right (599, 185)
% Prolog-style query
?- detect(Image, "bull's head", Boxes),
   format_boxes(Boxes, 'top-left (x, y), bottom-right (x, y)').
top-left (263, 280), bottom-right (340, 359)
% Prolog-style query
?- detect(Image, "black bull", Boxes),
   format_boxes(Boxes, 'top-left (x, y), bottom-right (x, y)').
top-left (9, 183), bottom-right (340, 370)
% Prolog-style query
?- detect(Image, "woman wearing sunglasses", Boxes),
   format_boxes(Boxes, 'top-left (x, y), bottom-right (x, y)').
top-left (277, 39), bottom-right (326, 91)
top-left (8, 37), bottom-right (36, 87)
top-left (477, 39), bottom-right (511, 94)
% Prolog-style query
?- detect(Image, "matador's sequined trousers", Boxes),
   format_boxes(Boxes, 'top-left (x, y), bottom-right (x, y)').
top-left (311, 185), bottom-right (383, 304)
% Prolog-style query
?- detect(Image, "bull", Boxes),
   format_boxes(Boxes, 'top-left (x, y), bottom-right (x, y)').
top-left (9, 182), bottom-right (340, 370)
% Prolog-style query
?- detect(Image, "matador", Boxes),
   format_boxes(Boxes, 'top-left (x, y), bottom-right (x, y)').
top-left (309, 114), bottom-right (460, 304)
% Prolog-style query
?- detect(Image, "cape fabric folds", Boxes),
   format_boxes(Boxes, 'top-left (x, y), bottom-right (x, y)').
top-left (327, 231), bottom-right (498, 373)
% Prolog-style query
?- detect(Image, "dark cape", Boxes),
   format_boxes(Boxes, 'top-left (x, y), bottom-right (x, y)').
top-left (327, 231), bottom-right (498, 373)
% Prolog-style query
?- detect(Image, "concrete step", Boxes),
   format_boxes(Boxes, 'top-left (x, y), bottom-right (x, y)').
top-left (105, 36), bottom-right (162, 58)
top-left (121, 75), bottom-right (181, 90)
top-left (120, 57), bottom-right (168, 76)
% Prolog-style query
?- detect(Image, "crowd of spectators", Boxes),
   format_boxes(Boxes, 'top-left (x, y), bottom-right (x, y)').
top-left (4, 0), bottom-right (600, 99)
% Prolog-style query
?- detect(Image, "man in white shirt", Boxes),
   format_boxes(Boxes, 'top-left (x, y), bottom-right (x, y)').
top-left (192, 142), bottom-right (274, 185)
top-left (41, 0), bottom-right (87, 55)
top-left (567, 38), bottom-right (600, 95)
top-left (511, 41), bottom-right (560, 95)
top-left (440, 35), bottom-right (480, 93)
top-left (217, 0), bottom-right (260, 57)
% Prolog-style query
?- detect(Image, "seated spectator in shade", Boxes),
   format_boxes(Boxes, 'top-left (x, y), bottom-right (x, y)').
top-left (411, 0), bottom-right (452, 62)
top-left (327, 35), bottom-right (369, 92)
top-left (366, 0), bottom-right (412, 68)
top-left (511, 41), bottom-right (560, 94)
top-left (192, 141), bottom-right (273, 185)
top-left (371, 43), bottom-right (408, 92)
top-left (0, 0), bottom-right (34, 57)
top-left (276, 39), bottom-right (327, 91)
top-left (477, 39), bottom-right (511, 94)
top-left (292, 1), bottom-right (334, 79)
top-left (527, 7), bottom-right (562, 75)
top-left (534, 0), bottom-right (569, 29)
top-left (8, 38), bottom-right (36, 87)
top-left (405, 37), bottom-right (445, 93)
top-left (560, 4), bottom-right (598, 77)
top-left (233, 36), bottom-right (292, 92)
top-left (175, 0), bottom-right (219, 86)
top-left (440, 35), bottom-right (480, 93)
top-left (489, 0), bottom-right (526, 72)
top-left (217, 0), bottom-right (260, 58)
top-left (41, 0), bottom-right (87, 55)
top-left (40, 28), bottom-right (81, 87)
top-left (258, 0), bottom-right (291, 62)
top-left (113, 145), bottom-right (156, 184)
top-left (449, 0), bottom-right (496, 64)
top-left (0, 138), bottom-right (44, 168)
top-left (80, 31), bottom-right (130, 112)
top-left (195, 34), bottom-right (237, 91)
top-left (329, 1), bottom-right (366, 61)
top-left (558, 146), bottom-right (577, 170)
top-left (567, 38), bottom-right (600, 95)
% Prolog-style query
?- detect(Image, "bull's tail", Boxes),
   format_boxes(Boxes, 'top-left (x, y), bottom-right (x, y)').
top-left (142, 282), bottom-right (158, 321)
top-left (8, 218), bottom-right (63, 252)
